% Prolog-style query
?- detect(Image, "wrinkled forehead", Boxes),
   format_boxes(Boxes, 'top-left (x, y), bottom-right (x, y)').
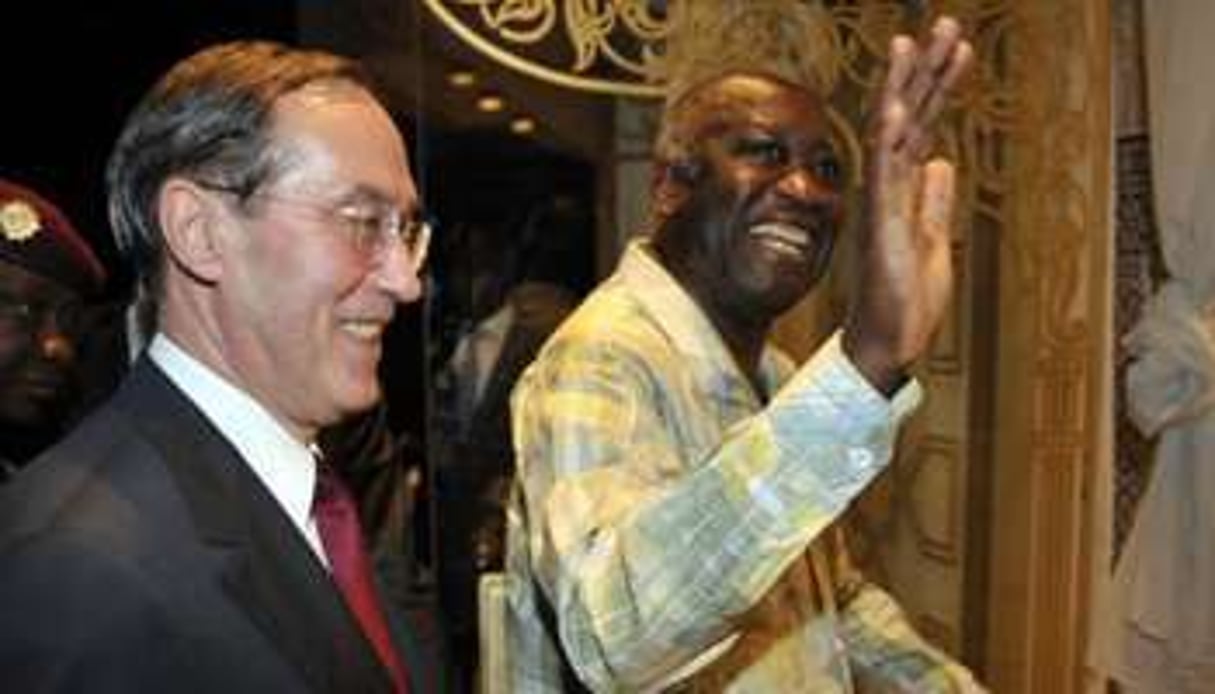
top-left (268, 80), bottom-right (417, 205)
top-left (678, 73), bottom-right (829, 140)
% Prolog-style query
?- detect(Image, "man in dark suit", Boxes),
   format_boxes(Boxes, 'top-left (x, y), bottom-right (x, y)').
top-left (0, 41), bottom-right (431, 692)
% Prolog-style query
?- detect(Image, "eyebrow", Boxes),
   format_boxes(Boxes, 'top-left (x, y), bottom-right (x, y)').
top-left (336, 182), bottom-right (418, 214)
top-left (718, 124), bottom-right (837, 152)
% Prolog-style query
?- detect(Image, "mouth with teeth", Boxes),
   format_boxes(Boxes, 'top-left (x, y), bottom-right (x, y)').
top-left (747, 221), bottom-right (825, 264)
top-left (339, 318), bottom-right (388, 341)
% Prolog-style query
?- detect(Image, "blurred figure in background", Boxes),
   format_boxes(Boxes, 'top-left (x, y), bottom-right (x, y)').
top-left (0, 178), bottom-right (106, 481)
top-left (445, 196), bottom-right (586, 503)
top-left (438, 194), bottom-right (586, 690)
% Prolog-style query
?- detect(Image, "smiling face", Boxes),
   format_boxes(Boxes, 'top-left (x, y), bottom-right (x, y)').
top-left (185, 81), bottom-right (424, 440)
top-left (653, 73), bottom-right (843, 329)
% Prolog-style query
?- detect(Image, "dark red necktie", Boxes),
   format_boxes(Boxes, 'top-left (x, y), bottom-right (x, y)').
top-left (313, 461), bottom-right (410, 693)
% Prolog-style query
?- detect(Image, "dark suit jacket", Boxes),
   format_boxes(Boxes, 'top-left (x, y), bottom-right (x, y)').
top-left (0, 359), bottom-right (409, 693)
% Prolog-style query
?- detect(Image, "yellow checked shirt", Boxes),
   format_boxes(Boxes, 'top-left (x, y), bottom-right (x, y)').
top-left (504, 240), bottom-right (984, 693)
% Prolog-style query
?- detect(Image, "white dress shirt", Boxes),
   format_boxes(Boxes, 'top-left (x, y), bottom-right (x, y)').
top-left (148, 334), bottom-right (329, 567)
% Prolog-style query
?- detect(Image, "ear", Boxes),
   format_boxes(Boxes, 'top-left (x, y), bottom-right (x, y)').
top-left (157, 177), bottom-right (227, 284)
top-left (651, 160), bottom-right (695, 219)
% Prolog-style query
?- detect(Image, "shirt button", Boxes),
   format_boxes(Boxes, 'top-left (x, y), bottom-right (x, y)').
top-left (847, 448), bottom-right (874, 473)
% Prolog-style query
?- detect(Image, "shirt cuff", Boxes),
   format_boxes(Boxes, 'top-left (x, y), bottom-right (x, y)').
top-left (756, 331), bottom-right (923, 511)
top-left (823, 331), bottom-right (923, 425)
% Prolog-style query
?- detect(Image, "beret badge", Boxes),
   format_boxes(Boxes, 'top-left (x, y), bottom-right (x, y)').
top-left (0, 199), bottom-right (42, 242)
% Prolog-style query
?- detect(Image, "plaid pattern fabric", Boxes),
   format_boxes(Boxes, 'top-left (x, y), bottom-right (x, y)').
top-left (504, 241), bottom-right (983, 692)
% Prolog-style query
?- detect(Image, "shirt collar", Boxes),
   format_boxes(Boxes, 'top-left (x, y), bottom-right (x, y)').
top-left (616, 239), bottom-right (792, 398)
top-left (147, 333), bottom-right (317, 537)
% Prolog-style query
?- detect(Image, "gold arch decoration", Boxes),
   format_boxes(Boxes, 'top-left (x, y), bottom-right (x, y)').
top-left (420, 0), bottom-right (670, 97)
top-left (420, 1), bottom-right (994, 191)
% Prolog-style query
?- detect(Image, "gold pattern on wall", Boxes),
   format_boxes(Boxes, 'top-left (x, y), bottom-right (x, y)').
top-left (1021, 0), bottom-right (1098, 683)
top-left (423, 1), bottom-right (1008, 193)
top-left (986, 0), bottom-right (1109, 691)
top-left (907, 436), bottom-right (963, 565)
top-left (420, 0), bottom-right (670, 97)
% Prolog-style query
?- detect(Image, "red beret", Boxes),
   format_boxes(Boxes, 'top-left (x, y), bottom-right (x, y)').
top-left (0, 178), bottom-right (106, 295)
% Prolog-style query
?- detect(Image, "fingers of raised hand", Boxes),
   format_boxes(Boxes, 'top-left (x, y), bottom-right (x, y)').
top-left (919, 159), bottom-right (956, 324)
top-left (877, 99), bottom-right (912, 173)
top-left (919, 159), bottom-right (956, 253)
top-left (884, 35), bottom-right (918, 102)
top-left (905, 18), bottom-right (967, 114)
top-left (885, 17), bottom-right (974, 160)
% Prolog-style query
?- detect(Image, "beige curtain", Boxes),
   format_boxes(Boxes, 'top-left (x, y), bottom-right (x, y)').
top-left (1111, 0), bottom-right (1215, 690)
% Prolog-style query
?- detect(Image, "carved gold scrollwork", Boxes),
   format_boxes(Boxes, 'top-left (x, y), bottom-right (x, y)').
top-left (422, 0), bottom-right (669, 96)
top-left (422, 1), bottom-right (1012, 209)
top-left (474, 0), bottom-right (556, 43)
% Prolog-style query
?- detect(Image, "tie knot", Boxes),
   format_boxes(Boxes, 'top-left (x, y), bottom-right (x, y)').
top-left (313, 458), bottom-right (357, 514)
top-left (312, 461), bottom-right (367, 553)
top-left (312, 460), bottom-right (359, 549)
top-left (313, 459), bottom-right (340, 500)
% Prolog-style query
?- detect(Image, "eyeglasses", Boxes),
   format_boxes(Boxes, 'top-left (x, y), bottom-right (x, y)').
top-left (203, 184), bottom-right (433, 272)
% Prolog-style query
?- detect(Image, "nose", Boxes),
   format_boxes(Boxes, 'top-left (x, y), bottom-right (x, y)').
top-left (39, 329), bottom-right (75, 364)
top-left (776, 165), bottom-right (841, 205)
top-left (374, 240), bottom-right (424, 304)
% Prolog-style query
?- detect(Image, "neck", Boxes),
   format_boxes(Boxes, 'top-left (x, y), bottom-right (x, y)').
top-left (648, 241), bottom-right (770, 387)
top-left (718, 316), bottom-right (767, 373)
top-left (705, 302), bottom-right (769, 395)
top-left (159, 286), bottom-right (318, 445)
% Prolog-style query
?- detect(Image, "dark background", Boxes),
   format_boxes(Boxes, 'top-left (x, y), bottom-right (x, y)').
top-left (4, 2), bottom-right (298, 291)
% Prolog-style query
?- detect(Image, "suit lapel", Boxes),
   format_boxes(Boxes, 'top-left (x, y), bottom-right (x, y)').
top-left (114, 360), bottom-right (392, 693)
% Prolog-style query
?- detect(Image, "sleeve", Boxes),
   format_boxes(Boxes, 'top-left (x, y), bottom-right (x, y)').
top-left (512, 330), bottom-right (921, 691)
top-left (825, 530), bottom-right (987, 693)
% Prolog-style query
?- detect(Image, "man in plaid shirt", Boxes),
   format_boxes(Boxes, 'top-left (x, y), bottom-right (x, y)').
top-left (505, 14), bottom-right (983, 692)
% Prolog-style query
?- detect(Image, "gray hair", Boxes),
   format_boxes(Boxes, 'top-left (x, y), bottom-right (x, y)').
top-left (105, 40), bottom-right (377, 298)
